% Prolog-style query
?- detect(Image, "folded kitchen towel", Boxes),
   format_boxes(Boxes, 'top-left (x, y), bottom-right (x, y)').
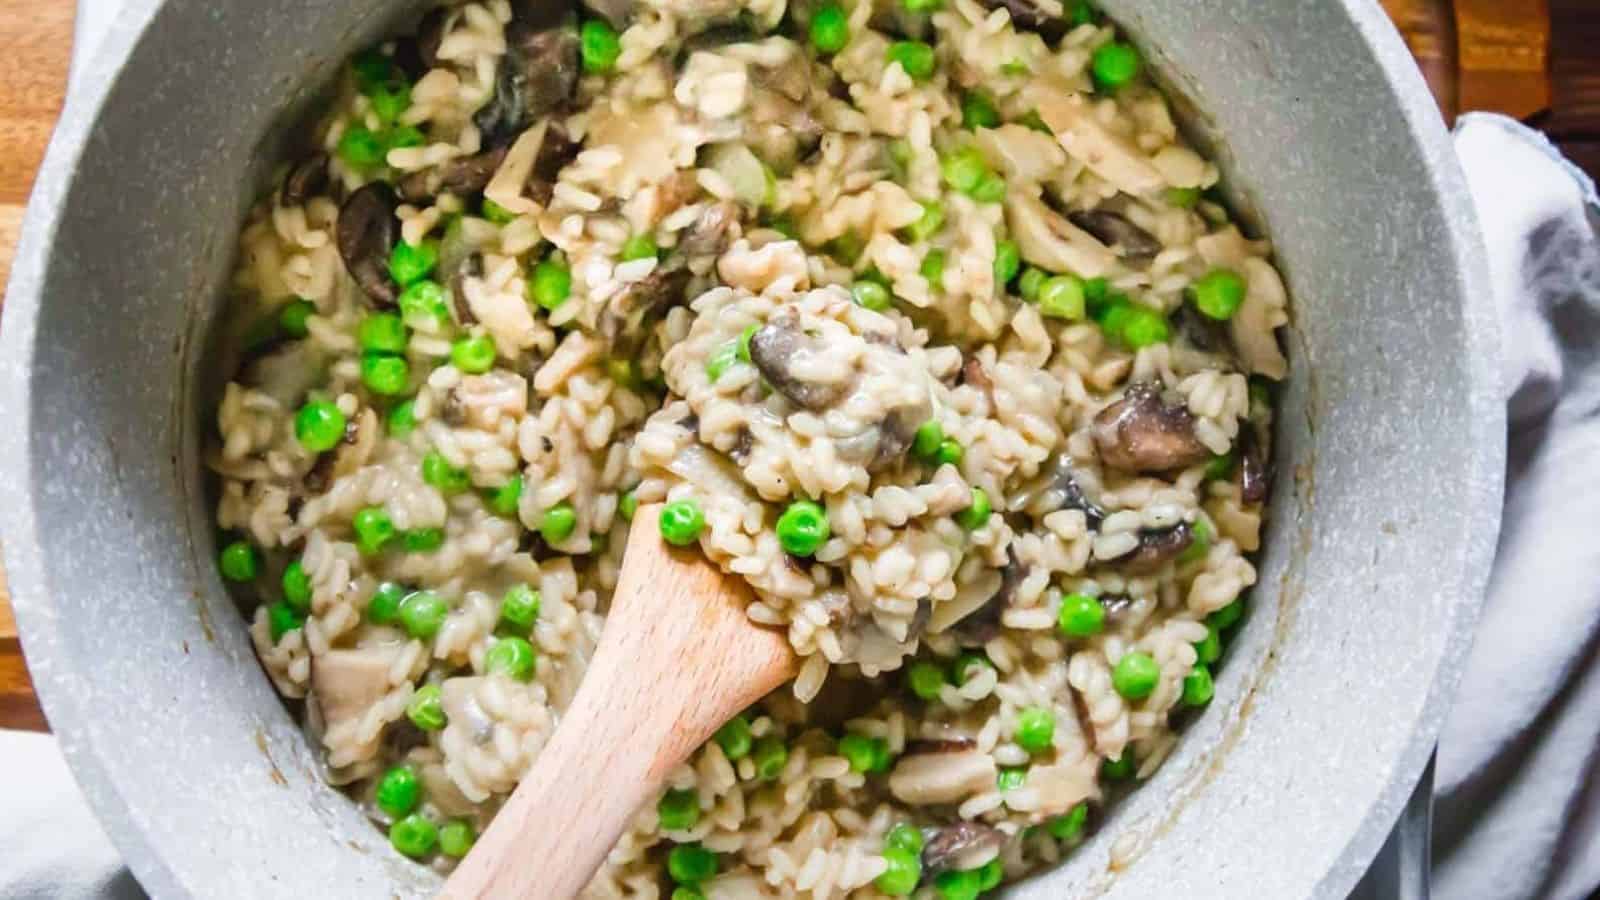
top-left (0, 59), bottom-right (1595, 900)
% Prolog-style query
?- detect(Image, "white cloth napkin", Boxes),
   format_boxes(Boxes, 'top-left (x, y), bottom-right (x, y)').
top-left (3, 12), bottom-right (1597, 887)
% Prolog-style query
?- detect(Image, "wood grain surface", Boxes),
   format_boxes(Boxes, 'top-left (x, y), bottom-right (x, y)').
top-left (0, 1), bottom-right (1586, 733)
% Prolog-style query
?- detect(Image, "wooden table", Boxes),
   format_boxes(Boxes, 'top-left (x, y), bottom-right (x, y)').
top-left (0, 2), bottom-right (1592, 732)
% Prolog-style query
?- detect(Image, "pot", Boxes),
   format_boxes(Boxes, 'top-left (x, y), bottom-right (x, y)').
top-left (0, 0), bottom-right (1503, 897)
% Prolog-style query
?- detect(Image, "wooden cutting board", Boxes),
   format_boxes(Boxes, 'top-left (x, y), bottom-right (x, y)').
top-left (0, 1), bottom-right (1565, 732)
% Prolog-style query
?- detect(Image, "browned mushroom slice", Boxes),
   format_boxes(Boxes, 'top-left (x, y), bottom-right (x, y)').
top-left (1111, 522), bottom-right (1194, 574)
top-left (922, 822), bottom-right (1005, 874)
top-left (888, 746), bottom-right (997, 805)
top-left (834, 408), bottom-right (922, 473)
top-left (1171, 302), bottom-right (1236, 359)
top-left (747, 314), bottom-right (851, 411)
top-left (1238, 425), bottom-right (1270, 504)
top-left (952, 550), bottom-right (1027, 646)
top-left (525, 122), bottom-right (582, 205)
top-left (449, 252), bottom-right (485, 326)
top-left (511, 0), bottom-right (578, 30)
top-left (597, 266), bottom-right (693, 355)
top-left (678, 200), bottom-right (743, 259)
top-left (474, 21), bottom-right (581, 148)
top-left (280, 153), bottom-right (330, 207)
top-left (414, 7), bottom-right (450, 72)
top-left (399, 146), bottom-right (510, 204)
top-left (1067, 210), bottom-right (1161, 265)
top-left (1015, 454), bottom-right (1107, 528)
top-left (1092, 381), bottom-right (1211, 474)
top-left (337, 182), bottom-right (401, 306)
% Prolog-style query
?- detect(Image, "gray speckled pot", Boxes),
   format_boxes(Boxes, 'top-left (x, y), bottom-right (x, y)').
top-left (0, 0), bottom-right (1502, 897)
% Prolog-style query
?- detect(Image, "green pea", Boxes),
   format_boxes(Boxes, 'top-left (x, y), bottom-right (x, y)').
top-left (1112, 651), bottom-right (1160, 700)
top-left (1091, 41), bottom-right (1141, 91)
top-left (606, 357), bottom-right (641, 389)
top-left (399, 590), bottom-right (449, 640)
top-left (361, 353), bottom-right (410, 396)
top-left (384, 125), bottom-right (425, 153)
top-left (1194, 625), bottom-right (1222, 665)
top-left (338, 126), bottom-right (386, 170)
top-left (422, 452), bottom-right (471, 494)
top-left (353, 506), bottom-right (396, 555)
top-left (934, 867), bottom-right (982, 900)
top-left (993, 240), bottom-right (1021, 286)
top-left (1017, 109), bottom-right (1051, 133)
top-left (714, 714), bottom-right (753, 760)
top-left (1208, 598), bottom-right (1246, 631)
top-left (901, 0), bottom-right (941, 10)
top-left (876, 847), bottom-right (922, 895)
top-left (935, 438), bottom-right (964, 468)
top-left (219, 540), bottom-right (258, 582)
top-left (398, 280), bottom-right (450, 328)
top-left (1120, 305), bottom-right (1170, 348)
top-left (359, 313), bottom-right (408, 355)
top-left (1057, 592), bottom-right (1105, 638)
top-left (499, 584), bottom-right (542, 632)
top-left (1039, 275), bottom-right (1087, 320)
top-left (1018, 267), bottom-right (1046, 301)
top-left (658, 788), bottom-right (700, 831)
top-left (375, 765), bottom-right (421, 818)
top-left (776, 500), bottom-right (830, 557)
top-left (438, 820), bottom-right (475, 858)
top-left (388, 813), bottom-right (438, 859)
top-left (737, 324), bottom-right (760, 362)
top-left (906, 200), bottom-right (945, 242)
top-left (1178, 519), bottom-right (1212, 565)
top-left (1083, 275), bottom-right (1110, 309)
top-left (970, 171), bottom-right (1007, 204)
top-left (278, 560), bottom-right (313, 614)
top-left (952, 651), bottom-right (992, 685)
top-left (940, 147), bottom-right (987, 194)
top-left (954, 487), bottom-right (991, 530)
top-left (481, 197), bottom-right (517, 224)
top-left (705, 340), bottom-right (741, 382)
top-left (407, 683), bottom-right (447, 731)
top-left (295, 400), bottom-right (347, 453)
top-left (389, 241), bottom-right (438, 288)
top-left (809, 2), bottom-right (849, 53)
top-left (912, 420), bottom-right (943, 460)
top-left (488, 475), bottom-right (523, 518)
top-left (1069, 0), bottom-right (1097, 26)
top-left (486, 636), bottom-right (537, 681)
top-left (267, 601), bottom-right (305, 642)
top-left (1097, 295), bottom-right (1135, 337)
top-left (886, 823), bottom-right (924, 854)
top-left (920, 248), bottom-right (947, 285)
top-left (1047, 801), bottom-right (1089, 841)
top-left (886, 41), bottom-right (936, 81)
top-left (402, 527), bottom-right (443, 553)
top-left (536, 502), bottom-right (576, 544)
top-left (620, 233), bottom-right (658, 262)
top-left (853, 280), bottom-right (893, 311)
top-left (667, 842), bottom-right (719, 884)
top-left (1182, 664), bottom-right (1215, 706)
top-left (671, 889), bottom-right (706, 900)
top-left (530, 258), bottom-right (572, 310)
top-left (752, 735), bottom-right (788, 781)
top-left (1015, 706), bottom-right (1055, 753)
top-left (977, 858), bottom-right (1004, 891)
top-left (451, 335), bottom-right (497, 374)
top-left (367, 582), bottom-right (407, 625)
top-left (961, 90), bottom-right (1000, 129)
top-left (352, 50), bottom-right (399, 95)
top-left (618, 490), bottom-right (639, 522)
top-left (1101, 753), bottom-right (1135, 780)
top-left (1191, 268), bottom-right (1246, 320)
top-left (838, 733), bottom-right (883, 774)
top-left (1204, 452), bottom-right (1236, 481)
top-left (278, 300), bottom-right (315, 338)
top-left (1165, 186), bottom-right (1202, 208)
top-left (767, 213), bottom-right (798, 239)
top-left (388, 400), bottom-right (417, 437)
top-left (906, 660), bottom-right (947, 700)
top-left (579, 19), bottom-right (622, 74)
top-left (658, 500), bottom-right (705, 547)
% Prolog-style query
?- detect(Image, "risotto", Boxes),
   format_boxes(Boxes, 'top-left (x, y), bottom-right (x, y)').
top-left (208, 0), bottom-right (1286, 894)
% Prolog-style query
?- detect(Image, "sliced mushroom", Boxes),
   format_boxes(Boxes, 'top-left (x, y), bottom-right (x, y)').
top-left (1092, 381), bottom-right (1211, 474)
top-left (1238, 425), bottom-right (1270, 505)
top-left (528, 121), bottom-right (581, 200)
top-left (280, 153), bottom-right (330, 207)
top-left (974, 124), bottom-right (1066, 184)
top-left (1171, 302), bottom-right (1236, 358)
top-left (1016, 453), bottom-right (1107, 528)
top-left (1067, 210), bottom-right (1161, 265)
top-left (834, 409), bottom-right (921, 473)
top-left (337, 182), bottom-right (400, 306)
top-left (952, 550), bottom-right (1027, 646)
top-left (1005, 191), bottom-right (1116, 279)
top-left (450, 251), bottom-right (485, 325)
top-left (678, 200), bottom-right (743, 259)
top-left (399, 146), bottom-right (510, 204)
top-left (440, 677), bottom-right (495, 744)
top-left (889, 747), bottom-right (998, 805)
top-left (598, 266), bottom-right (693, 355)
top-left (474, 22), bottom-right (581, 148)
top-left (976, 0), bottom-right (1065, 40)
top-left (922, 822), bottom-right (1005, 874)
top-left (510, 0), bottom-right (578, 30)
top-left (747, 312), bottom-right (852, 411)
top-left (1111, 522), bottom-right (1194, 574)
top-left (869, 4), bottom-right (933, 41)
top-left (310, 644), bottom-right (407, 738)
top-left (414, 7), bottom-right (450, 72)
top-left (745, 56), bottom-right (824, 170)
top-left (305, 407), bottom-right (379, 491)
top-left (1036, 94), bottom-right (1165, 197)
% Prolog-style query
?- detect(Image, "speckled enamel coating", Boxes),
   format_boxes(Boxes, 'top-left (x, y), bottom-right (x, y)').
top-left (0, 1), bottom-right (1502, 898)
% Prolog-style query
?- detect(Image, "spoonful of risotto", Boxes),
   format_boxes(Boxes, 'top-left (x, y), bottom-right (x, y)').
top-left (440, 503), bottom-right (798, 900)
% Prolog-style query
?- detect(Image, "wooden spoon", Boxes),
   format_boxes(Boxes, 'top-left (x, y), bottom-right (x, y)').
top-left (439, 504), bottom-right (798, 900)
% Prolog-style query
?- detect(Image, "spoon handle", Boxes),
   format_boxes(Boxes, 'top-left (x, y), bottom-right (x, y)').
top-left (439, 505), bottom-right (797, 900)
